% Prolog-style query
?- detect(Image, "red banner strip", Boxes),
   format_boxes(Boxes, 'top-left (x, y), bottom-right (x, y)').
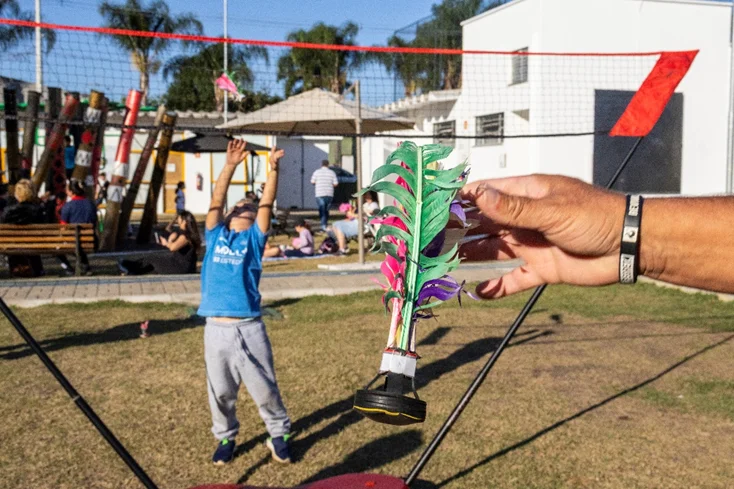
top-left (610, 50), bottom-right (698, 137)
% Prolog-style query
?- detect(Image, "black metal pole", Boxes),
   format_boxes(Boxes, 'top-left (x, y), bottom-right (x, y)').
top-left (0, 298), bottom-right (160, 489)
top-left (405, 136), bottom-right (645, 486)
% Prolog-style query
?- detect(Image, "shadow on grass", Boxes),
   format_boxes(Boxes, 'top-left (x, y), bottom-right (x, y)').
top-left (234, 329), bottom-right (552, 482)
top-left (435, 333), bottom-right (734, 488)
top-left (298, 430), bottom-right (424, 486)
top-left (0, 316), bottom-right (205, 360)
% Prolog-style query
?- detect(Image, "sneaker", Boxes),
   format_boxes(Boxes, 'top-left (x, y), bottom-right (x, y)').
top-left (266, 434), bottom-right (292, 463)
top-left (212, 438), bottom-right (236, 465)
top-left (117, 260), bottom-right (129, 276)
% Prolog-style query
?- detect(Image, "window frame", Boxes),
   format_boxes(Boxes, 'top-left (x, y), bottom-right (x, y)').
top-left (475, 112), bottom-right (505, 147)
top-left (433, 120), bottom-right (456, 146)
top-left (511, 47), bottom-right (529, 85)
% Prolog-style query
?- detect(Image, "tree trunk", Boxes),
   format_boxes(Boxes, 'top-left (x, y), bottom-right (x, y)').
top-left (117, 105), bottom-right (166, 245)
top-left (140, 69), bottom-right (149, 107)
top-left (137, 113), bottom-right (177, 244)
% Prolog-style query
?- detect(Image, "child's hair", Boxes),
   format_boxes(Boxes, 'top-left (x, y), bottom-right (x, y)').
top-left (294, 218), bottom-right (310, 230)
top-left (69, 180), bottom-right (85, 197)
top-left (14, 179), bottom-right (36, 203)
top-left (177, 181), bottom-right (185, 190)
top-left (64, 135), bottom-right (72, 144)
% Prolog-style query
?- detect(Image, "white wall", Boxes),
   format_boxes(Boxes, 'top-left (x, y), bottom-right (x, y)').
top-left (274, 136), bottom-right (331, 209)
top-left (459, 0), bottom-right (731, 194)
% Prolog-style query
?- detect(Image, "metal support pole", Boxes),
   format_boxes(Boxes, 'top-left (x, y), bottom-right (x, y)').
top-left (404, 136), bottom-right (646, 486)
top-left (355, 80), bottom-right (365, 265)
top-left (35, 0), bottom-right (42, 93)
top-left (0, 298), bottom-right (160, 489)
top-left (223, 0), bottom-right (228, 123)
top-left (726, 1), bottom-right (734, 193)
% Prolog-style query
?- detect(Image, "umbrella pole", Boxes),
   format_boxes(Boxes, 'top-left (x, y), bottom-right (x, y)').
top-left (355, 80), bottom-right (365, 265)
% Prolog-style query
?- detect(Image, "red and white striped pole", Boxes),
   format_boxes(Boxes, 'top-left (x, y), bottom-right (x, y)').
top-left (100, 89), bottom-right (142, 251)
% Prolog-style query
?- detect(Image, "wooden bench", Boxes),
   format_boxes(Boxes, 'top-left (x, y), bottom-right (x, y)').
top-left (0, 224), bottom-right (96, 276)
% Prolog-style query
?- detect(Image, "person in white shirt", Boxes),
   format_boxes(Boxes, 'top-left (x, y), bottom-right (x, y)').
top-left (310, 160), bottom-right (338, 230)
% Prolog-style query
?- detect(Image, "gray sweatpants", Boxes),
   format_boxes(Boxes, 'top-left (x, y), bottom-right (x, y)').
top-left (204, 317), bottom-right (291, 441)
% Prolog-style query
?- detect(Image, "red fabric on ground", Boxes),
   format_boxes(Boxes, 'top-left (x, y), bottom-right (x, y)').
top-left (610, 50), bottom-right (698, 137)
top-left (188, 473), bottom-right (408, 489)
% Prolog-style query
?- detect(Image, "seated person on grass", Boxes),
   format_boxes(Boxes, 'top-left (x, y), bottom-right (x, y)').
top-left (264, 218), bottom-right (314, 259)
top-left (329, 191), bottom-right (380, 255)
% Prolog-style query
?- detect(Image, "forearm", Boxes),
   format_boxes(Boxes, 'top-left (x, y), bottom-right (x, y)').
top-left (256, 168), bottom-right (279, 232)
top-left (640, 197), bottom-right (734, 292)
top-left (207, 165), bottom-right (236, 229)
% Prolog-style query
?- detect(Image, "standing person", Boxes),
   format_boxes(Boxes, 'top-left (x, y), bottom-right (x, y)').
top-left (198, 140), bottom-right (292, 466)
top-left (310, 160), bottom-right (338, 231)
top-left (175, 181), bottom-right (186, 212)
top-left (58, 180), bottom-right (98, 275)
top-left (64, 136), bottom-right (76, 181)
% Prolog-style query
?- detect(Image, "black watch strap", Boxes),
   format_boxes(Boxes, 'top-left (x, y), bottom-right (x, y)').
top-left (619, 194), bottom-right (643, 284)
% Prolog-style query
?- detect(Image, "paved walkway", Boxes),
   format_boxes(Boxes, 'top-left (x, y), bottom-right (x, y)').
top-left (0, 263), bottom-right (511, 308)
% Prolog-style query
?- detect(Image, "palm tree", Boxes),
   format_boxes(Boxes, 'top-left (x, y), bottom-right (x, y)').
top-left (99, 0), bottom-right (202, 105)
top-left (163, 43), bottom-right (269, 112)
top-left (0, 0), bottom-right (54, 52)
top-left (277, 22), bottom-right (361, 97)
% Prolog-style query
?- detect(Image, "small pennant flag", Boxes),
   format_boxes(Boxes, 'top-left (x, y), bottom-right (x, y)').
top-left (215, 73), bottom-right (245, 102)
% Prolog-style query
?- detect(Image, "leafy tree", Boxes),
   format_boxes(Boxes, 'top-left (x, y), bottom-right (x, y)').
top-left (377, 0), bottom-right (509, 96)
top-left (277, 22), bottom-right (361, 97)
top-left (163, 43), bottom-right (274, 112)
top-left (98, 0), bottom-right (202, 105)
top-left (0, 0), bottom-right (54, 52)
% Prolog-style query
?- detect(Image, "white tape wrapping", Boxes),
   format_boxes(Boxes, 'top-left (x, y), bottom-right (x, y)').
top-left (84, 107), bottom-right (102, 124)
top-left (108, 184), bottom-right (123, 203)
top-left (74, 149), bottom-right (93, 168)
top-left (84, 174), bottom-right (95, 186)
top-left (379, 351), bottom-right (417, 378)
top-left (112, 161), bottom-right (129, 178)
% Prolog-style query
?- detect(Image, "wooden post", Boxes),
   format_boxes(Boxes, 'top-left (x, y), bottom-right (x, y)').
top-left (90, 97), bottom-right (109, 199)
top-left (99, 89), bottom-right (142, 251)
top-left (70, 90), bottom-right (105, 198)
top-left (20, 91), bottom-right (41, 182)
top-left (137, 113), bottom-right (176, 244)
top-left (44, 88), bottom-right (64, 195)
top-left (117, 105), bottom-right (166, 245)
top-left (33, 91), bottom-right (79, 192)
top-left (3, 89), bottom-right (20, 186)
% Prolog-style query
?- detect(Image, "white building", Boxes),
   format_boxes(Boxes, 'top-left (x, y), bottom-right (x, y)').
top-left (363, 0), bottom-right (731, 196)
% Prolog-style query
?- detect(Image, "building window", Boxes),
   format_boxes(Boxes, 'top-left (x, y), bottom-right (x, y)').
top-left (434, 120), bottom-right (456, 146)
top-left (511, 47), bottom-right (528, 85)
top-left (476, 113), bottom-right (504, 146)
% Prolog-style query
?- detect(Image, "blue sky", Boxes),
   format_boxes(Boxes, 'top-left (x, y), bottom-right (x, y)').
top-left (26, 0), bottom-right (442, 105)
top-left (40, 0), bottom-right (438, 45)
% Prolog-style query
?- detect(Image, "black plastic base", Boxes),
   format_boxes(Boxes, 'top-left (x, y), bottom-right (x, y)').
top-left (353, 372), bottom-right (426, 425)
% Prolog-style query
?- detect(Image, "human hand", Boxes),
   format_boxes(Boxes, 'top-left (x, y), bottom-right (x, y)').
top-left (160, 236), bottom-right (168, 246)
top-left (269, 147), bottom-right (285, 171)
top-left (459, 174), bottom-right (626, 299)
top-left (226, 139), bottom-right (247, 167)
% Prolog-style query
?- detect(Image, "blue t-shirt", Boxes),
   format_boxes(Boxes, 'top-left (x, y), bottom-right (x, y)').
top-left (64, 146), bottom-right (76, 170)
top-left (197, 222), bottom-right (267, 318)
top-left (60, 197), bottom-right (97, 225)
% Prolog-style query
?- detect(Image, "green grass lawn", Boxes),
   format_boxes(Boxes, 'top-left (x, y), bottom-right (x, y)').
top-left (1, 283), bottom-right (733, 489)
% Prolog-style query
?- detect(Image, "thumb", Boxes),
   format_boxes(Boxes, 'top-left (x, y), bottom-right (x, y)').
top-left (474, 184), bottom-right (547, 231)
